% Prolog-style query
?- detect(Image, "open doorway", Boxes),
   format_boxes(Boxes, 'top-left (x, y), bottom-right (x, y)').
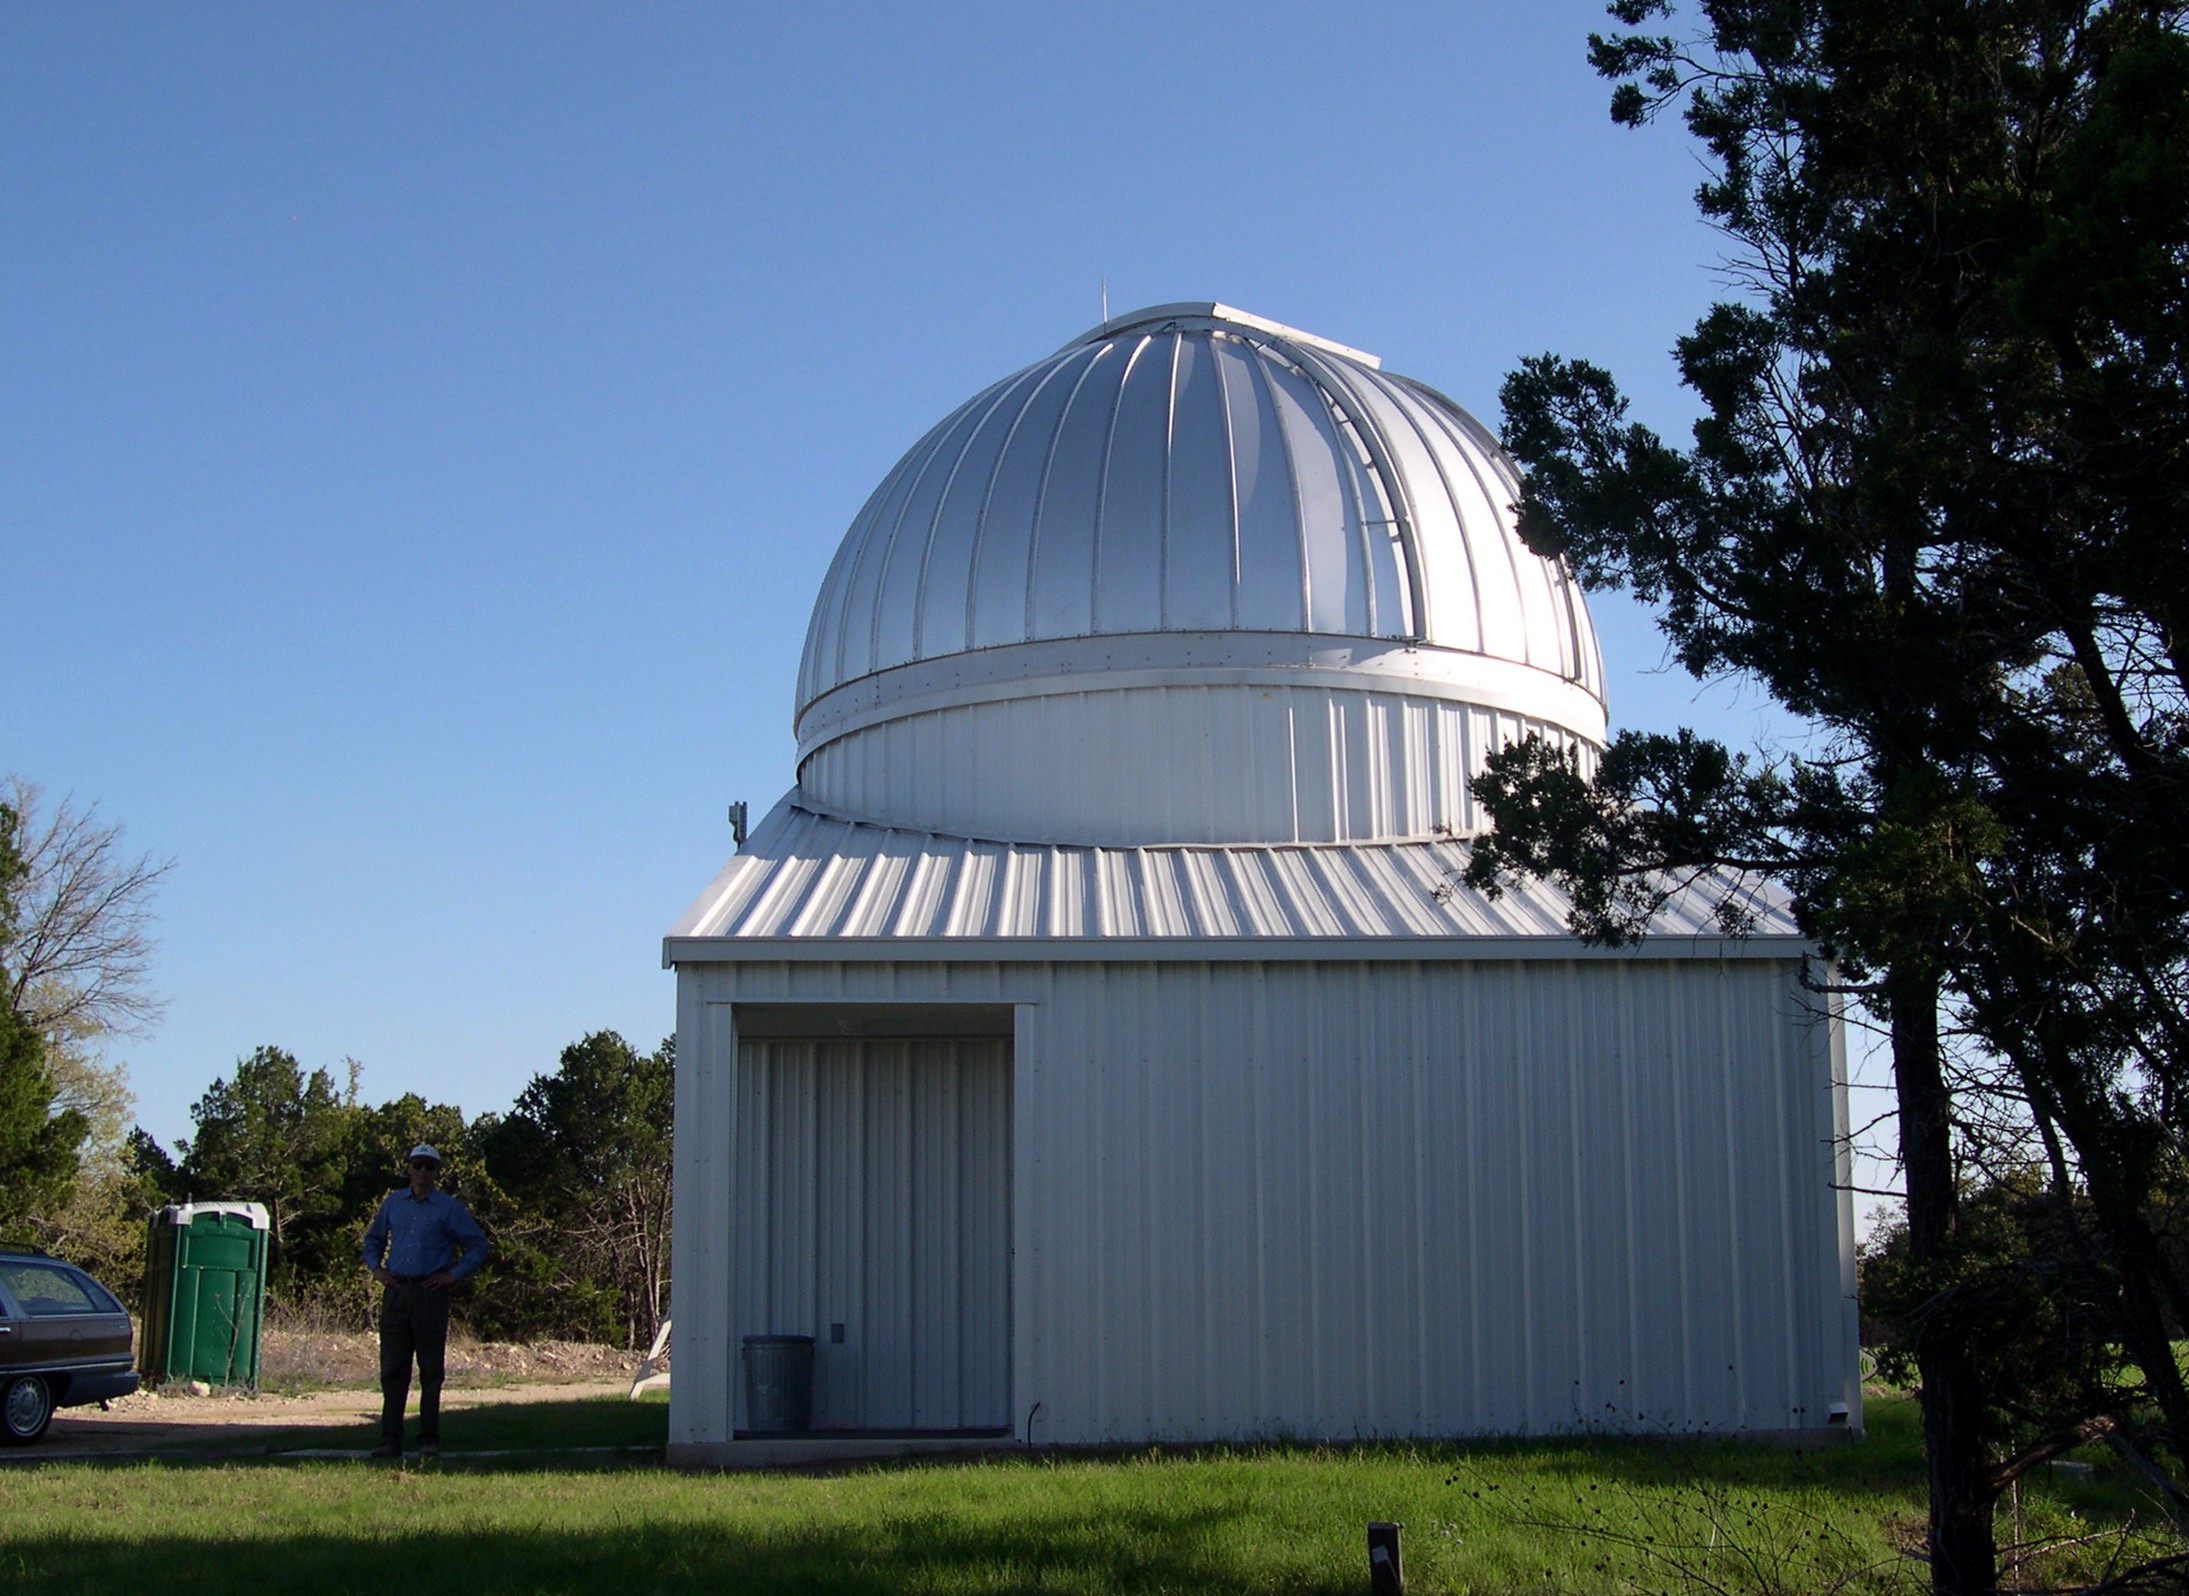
top-left (732, 1005), bottom-right (1011, 1435)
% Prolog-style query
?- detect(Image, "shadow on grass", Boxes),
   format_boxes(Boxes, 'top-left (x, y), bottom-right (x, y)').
top-left (271, 1394), bottom-right (670, 1455)
top-left (1447, 1394), bottom-right (1925, 1493)
top-left (23, 1396), bottom-right (670, 1470)
top-left (961, 1398), bottom-right (1929, 1501)
top-left (30, 1397), bottom-right (1933, 1495)
top-left (0, 1500), bottom-right (1324, 1596)
top-left (1440, 1393), bottom-right (2153, 1522)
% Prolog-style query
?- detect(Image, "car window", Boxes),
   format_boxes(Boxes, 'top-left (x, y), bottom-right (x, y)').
top-left (0, 1260), bottom-right (103, 1316)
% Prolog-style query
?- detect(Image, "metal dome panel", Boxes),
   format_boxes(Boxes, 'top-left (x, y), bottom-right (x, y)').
top-left (797, 306), bottom-right (1604, 718)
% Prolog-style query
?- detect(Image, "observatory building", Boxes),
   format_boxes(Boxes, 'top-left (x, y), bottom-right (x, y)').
top-left (664, 304), bottom-right (1860, 1461)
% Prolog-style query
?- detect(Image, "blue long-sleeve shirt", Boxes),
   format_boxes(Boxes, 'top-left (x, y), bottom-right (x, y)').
top-left (362, 1186), bottom-right (489, 1281)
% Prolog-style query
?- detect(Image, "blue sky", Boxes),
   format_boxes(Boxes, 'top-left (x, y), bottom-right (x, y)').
top-left (5, 3), bottom-right (1812, 1151)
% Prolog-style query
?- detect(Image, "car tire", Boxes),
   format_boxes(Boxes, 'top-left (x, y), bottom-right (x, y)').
top-left (2, 1373), bottom-right (53, 1444)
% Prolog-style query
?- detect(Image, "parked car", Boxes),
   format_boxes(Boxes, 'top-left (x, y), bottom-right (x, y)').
top-left (0, 1249), bottom-right (138, 1444)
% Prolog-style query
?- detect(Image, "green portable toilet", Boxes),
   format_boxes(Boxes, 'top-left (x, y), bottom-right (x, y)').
top-left (140, 1202), bottom-right (270, 1389)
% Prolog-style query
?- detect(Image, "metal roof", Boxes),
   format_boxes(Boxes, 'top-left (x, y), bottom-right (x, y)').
top-left (796, 305), bottom-right (1604, 724)
top-left (664, 798), bottom-right (1802, 962)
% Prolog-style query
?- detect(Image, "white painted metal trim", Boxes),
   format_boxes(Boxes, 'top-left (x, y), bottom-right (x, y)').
top-left (665, 985), bottom-right (736, 1446)
top-left (1062, 303), bottom-right (1383, 368)
top-left (794, 630), bottom-right (1609, 757)
top-left (664, 934), bottom-right (1815, 966)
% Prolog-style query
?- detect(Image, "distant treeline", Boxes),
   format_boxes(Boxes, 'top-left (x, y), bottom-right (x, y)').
top-left (121, 1034), bottom-right (671, 1349)
top-left (0, 779), bottom-right (671, 1350)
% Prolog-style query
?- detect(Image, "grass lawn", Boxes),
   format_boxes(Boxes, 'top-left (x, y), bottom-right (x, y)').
top-left (0, 1396), bottom-right (2168, 1594)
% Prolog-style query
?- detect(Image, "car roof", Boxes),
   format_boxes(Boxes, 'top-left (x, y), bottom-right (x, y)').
top-left (0, 1250), bottom-right (92, 1268)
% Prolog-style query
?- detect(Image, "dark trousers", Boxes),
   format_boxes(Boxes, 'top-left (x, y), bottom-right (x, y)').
top-left (378, 1280), bottom-right (450, 1444)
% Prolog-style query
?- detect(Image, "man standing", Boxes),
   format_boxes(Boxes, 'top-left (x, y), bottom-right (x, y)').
top-left (361, 1143), bottom-right (488, 1460)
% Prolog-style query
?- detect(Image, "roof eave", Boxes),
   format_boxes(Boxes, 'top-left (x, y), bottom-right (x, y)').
top-left (662, 932), bottom-right (1818, 967)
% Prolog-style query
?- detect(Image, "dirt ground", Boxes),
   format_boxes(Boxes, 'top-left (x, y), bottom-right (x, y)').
top-left (17, 1327), bottom-right (656, 1459)
top-left (255, 1324), bottom-right (642, 1388)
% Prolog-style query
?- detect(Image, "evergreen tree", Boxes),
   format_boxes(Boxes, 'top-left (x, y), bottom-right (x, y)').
top-left (1467, 4), bottom-right (2189, 1589)
top-left (480, 1031), bottom-right (672, 1348)
top-left (0, 779), bottom-right (170, 1275)
top-left (178, 1046), bottom-right (356, 1284)
top-left (0, 800), bottom-right (89, 1243)
top-left (0, 1004), bottom-right (86, 1244)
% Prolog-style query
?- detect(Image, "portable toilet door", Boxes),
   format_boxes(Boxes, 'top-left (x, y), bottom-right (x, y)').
top-left (140, 1202), bottom-right (271, 1388)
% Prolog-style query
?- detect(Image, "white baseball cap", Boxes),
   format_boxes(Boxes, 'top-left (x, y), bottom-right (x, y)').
top-left (407, 1144), bottom-right (442, 1165)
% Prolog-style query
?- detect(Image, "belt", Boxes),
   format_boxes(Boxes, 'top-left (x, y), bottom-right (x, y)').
top-left (386, 1273), bottom-right (439, 1284)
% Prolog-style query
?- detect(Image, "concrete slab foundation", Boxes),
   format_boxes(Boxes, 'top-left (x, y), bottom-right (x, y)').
top-left (667, 1434), bottom-right (1021, 1471)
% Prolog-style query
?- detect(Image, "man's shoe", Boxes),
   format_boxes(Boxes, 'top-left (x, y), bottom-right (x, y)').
top-left (418, 1439), bottom-right (439, 1460)
top-left (369, 1440), bottom-right (403, 1459)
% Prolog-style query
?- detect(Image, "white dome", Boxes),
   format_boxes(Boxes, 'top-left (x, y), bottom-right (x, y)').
top-left (792, 304), bottom-right (1606, 847)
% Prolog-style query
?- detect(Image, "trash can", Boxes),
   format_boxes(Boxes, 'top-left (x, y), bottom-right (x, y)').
top-left (740, 1334), bottom-right (815, 1432)
top-left (139, 1202), bottom-right (270, 1389)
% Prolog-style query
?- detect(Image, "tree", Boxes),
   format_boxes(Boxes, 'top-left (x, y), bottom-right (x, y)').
top-left (0, 1005), bottom-right (86, 1244)
top-left (0, 800), bottom-right (91, 1243)
top-left (311, 1088), bottom-right (473, 1322)
top-left (480, 1032), bottom-right (673, 1348)
top-left (0, 778), bottom-right (172, 1272)
top-left (332, 1088), bottom-right (470, 1235)
top-left (1, 775), bottom-right (170, 1053)
top-left (178, 1047), bottom-right (357, 1285)
top-left (1463, 3), bottom-right (2189, 1590)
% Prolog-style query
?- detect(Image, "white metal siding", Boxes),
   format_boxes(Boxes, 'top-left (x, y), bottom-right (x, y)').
top-left (732, 1037), bottom-right (1011, 1431)
top-left (798, 684), bottom-right (1596, 846)
top-left (667, 985), bottom-right (735, 1446)
top-left (669, 956), bottom-right (1858, 1448)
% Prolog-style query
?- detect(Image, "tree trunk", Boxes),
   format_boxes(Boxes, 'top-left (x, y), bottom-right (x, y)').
top-left (2024, 1042), bottom-right (2189, 1480)
top-left (2078, 1157), bottom-right (2189, 1480)
top-left (1892, 963), bottom-right (1999, 1596)
top-left (1924, 1334), bottom-right (1998, 1596)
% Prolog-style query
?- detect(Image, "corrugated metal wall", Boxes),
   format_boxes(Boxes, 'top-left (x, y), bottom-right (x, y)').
top-left (798, 685), bottom-right (1595, 846)
top-left (733, 1037), bottom-right (1010, 1432)
top-left (669, 956), bottom-right (1859, 1449)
